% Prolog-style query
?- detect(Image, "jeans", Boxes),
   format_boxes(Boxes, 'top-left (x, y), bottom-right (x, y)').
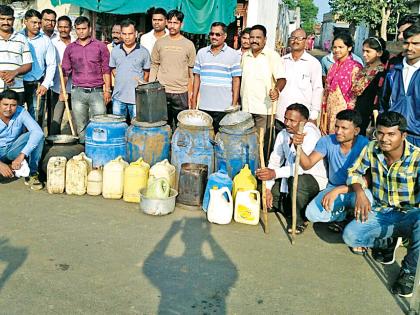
top-left (50, 92), bottom-right (73, 135)
top-left (0, 132), bottom-right (44, 175)
top-left (306, 184), bottom-right (374, 223)
top-left (201, 110), bottom-right (226, 134)
top-left (112, 98), bottom-right (135, 121)
top-left (24, 80), bottom-right (46, 126)
top-left (166, 92), bottom-right (188, 130)
top-left (343, 207), bottom-right (420, 274)
top-left (71, 87), bottom-right (106, 143)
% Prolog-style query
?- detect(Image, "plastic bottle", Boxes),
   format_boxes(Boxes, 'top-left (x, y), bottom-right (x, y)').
top-left (234, 190), bottom-right (261, 225)
top-left (66, 153), bottom-right (90, 195)
top-left (207, 186), bottom-right (233, 224)
top-left (87, 168), bottom-right (103, 196)
top-left (232, 164), bottom-right (257, 199)
top-left (123, 158), bottom-right (150, 203)
top-left (202, 162), bottom-right (233, 212)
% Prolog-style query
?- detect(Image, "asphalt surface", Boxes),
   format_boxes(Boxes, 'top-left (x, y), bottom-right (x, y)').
top-left (0, 178), bottom-right (409, 314)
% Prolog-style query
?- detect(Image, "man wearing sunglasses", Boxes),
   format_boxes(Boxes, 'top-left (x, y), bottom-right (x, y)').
top-left (191, 22), bottom-right (241, 132)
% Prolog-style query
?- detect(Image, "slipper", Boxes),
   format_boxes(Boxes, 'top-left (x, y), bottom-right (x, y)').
top-left (288, 223), bottom-right (308, 235)
top-left (349, 247), bottom-right (368, 256)
top-left (328, 221), bottom-right (346, 233)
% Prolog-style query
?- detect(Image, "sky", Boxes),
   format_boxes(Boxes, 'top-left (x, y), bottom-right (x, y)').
top-left (314, 0), bottom-right (330, 21)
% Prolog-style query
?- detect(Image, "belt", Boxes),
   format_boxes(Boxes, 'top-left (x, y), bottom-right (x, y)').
top-left (73, 86), bottom-right (103, 93)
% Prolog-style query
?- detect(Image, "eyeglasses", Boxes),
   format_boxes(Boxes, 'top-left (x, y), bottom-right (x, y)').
top-left (290, 36), bottom-right (306, 41)
top-left (209, 32), bottom-right (223, 37)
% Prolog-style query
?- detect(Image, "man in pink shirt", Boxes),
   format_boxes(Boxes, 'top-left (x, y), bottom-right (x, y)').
top-left (61, 16), bottom-right (111, 143)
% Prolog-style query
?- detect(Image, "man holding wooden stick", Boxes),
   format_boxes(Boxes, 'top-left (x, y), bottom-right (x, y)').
top-left (256, 103), bottom-right (327, 234)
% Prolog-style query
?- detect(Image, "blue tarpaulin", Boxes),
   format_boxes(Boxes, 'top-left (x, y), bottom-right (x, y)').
top-left (51, 0), bottom-right (237, 34)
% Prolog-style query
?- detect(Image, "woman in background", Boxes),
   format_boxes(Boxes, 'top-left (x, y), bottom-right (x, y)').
top-left (353, 37), bottom-right (388, 135)
top-left (321, 33), bottom-right (363, 134)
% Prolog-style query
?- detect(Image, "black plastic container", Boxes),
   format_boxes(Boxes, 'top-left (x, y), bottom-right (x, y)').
top-left (135, 81), bottom-right (168, 123)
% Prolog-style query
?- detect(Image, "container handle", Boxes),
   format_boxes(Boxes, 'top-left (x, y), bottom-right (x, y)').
top-left (220, 187), bottom-right (232, 203)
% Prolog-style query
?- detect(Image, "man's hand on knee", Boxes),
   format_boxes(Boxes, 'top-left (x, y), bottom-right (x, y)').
top-left (354, 191), bottom-right (371, 223)
top-left (11, 153), bottom-right (25, 171)
top-left (0, 161), bottom-right (14, 178)
top-left (322, 189), bottom-right (339, 212)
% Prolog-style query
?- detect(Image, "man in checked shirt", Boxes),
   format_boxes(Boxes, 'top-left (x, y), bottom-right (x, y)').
top-left (343, 111), bottom-right (420, 298)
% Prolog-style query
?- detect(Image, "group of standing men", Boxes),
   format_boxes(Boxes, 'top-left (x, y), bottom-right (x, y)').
top-left (0, 3), bottom-right (419, 298)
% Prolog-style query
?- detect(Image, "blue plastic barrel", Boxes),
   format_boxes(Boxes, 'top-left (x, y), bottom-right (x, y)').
top-left (171, 123), bottom-right (215, 188)
top-left (127, 121), bottom-right (171, 166)
top-left (85, 115), bottom-right (128, 167)
top-left (202, 162), bottom-right (233, 212)
top-left (214, 127), bottom-right (259, 178)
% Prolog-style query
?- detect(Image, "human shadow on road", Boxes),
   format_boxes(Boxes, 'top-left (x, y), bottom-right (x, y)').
top-left (312, 222), bottom-right (344, 244)
top-left (143, 218), bottom-right (238, 314)
top-left (0, 238), bottom-right (28, 292)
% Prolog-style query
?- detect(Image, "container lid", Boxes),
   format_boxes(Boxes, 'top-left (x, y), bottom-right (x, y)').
top-left (46, 134), bottom-right (79, 144)
top-left (177, 110), bottom-right (213, 127)
top-left (219, 111), bottom-right (255, 133)
top-left (131, 120), bottom-right (167, 127)
top-left (90, 114), bottom-right (126, 123)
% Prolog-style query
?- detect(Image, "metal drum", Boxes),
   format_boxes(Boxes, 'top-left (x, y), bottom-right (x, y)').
top-left (126, 120), bottom-right (172, 166)
top-left (85, 115), bottom-right (128, 167)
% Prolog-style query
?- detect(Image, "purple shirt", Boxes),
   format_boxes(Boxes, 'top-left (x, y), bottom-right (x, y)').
top-left (62, 38), bottom-right (110, 88)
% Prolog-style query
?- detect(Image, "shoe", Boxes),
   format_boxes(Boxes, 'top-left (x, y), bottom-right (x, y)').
top-left (24, 173), bottom-right (43, 191)
top-left (391, 269), bottom-right (415, 297)
top-left (373, 237), bottom-right (402, 265)
top-left (287, 223), bottom-right (309, 235)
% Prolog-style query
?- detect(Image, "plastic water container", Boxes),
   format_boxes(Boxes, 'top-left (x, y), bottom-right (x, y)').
top-left (135, 81), bottom-right (168, 123)
top-left (85, 115), bottom-right (128, 167)
top-left (171, 110), bottom-right (215, 188)
top-left (207, 187), bottom-right (233, 225)
top-left (234, 190), bottom-right (261, 225)
top-left (102, 156), bottom-right (128, 199)
top-left (232, 164), bottom-right (257, 199)
top-left (202, 162), bottom-right (233, 212)
top-left (215, 127), bottom-right (258, 178)
top-left (66, 153), bottom-right (91, 195)
top-left (123, 158), bottom-right (150, 203)
top-left (47, 156), bottom-right (67, 194)
top-left (127, 121), bottom-right (171, 166)
top-left (87, 169), bottom-right (103, 196)
top-left (148, 159), bottom-right (176, 188)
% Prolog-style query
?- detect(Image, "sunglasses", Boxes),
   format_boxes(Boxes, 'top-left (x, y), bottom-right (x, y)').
top-left (209, 32), bottom-right (223, 37)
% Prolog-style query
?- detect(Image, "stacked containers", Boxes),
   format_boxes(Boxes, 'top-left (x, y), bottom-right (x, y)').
top-left (85, 115), bottom-right (128, 167)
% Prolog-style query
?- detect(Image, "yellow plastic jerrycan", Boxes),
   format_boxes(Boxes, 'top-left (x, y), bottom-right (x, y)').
top-left (148, 159), bottom-right (176, 188)
top-left (234, 190), bottom-right (261, 225)
top-left (123, 158), bottom-right (150, 203)
top-left (103, 156), bottom-right (129, 199)
top-left (66, 152), bottom-right (90, 195)
top-left (232, 164), bottom-right (257, 199)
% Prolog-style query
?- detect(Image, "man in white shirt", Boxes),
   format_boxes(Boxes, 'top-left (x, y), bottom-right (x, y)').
top-left (50, 15), bottom-right (74, 135)
top-left (277, 28), bottom-right (323, 126)
top-left (141, 8), bottom-right (169, 55)
top-left (256, 103), bottom-right (328, 234)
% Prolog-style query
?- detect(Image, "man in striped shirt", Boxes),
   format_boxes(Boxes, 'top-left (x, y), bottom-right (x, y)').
top-left (0, 5), bottom-right (32, 105)
top-left (343, 111), bottom-right (420, 298)
top-left (191, 22), bottom-right (241, 132)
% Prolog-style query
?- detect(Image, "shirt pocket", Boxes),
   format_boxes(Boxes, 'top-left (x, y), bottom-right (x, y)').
top-left (298, 72), bottom-right (311, 90)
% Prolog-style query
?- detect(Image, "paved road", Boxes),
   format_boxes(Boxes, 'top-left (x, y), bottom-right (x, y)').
top-left (0, 178), bottom-right (409, 314)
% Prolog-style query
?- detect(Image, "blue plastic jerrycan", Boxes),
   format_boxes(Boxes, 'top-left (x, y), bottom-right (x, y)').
top-left (202, 162), bottom-right (233, 212)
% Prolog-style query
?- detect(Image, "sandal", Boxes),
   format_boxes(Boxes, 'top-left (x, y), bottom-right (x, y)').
top-left (328, 221), bottom-right (347, 233)
top-left (288, 223), bottom-right (308, 235)
top-left (349, 247), bottom-right (368, 256)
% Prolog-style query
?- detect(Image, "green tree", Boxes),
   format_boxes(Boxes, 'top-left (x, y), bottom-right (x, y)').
top-left (329, 0), bottom-right (410, 40)
top-left (285, 0), bottom-right (318, 34)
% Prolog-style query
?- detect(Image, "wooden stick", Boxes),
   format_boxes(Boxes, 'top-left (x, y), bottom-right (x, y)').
top-left (291, 121), bottom-right (305, 244)
top-left (267, 100), bottom-right (277, 161)
top-left (35, 83), bottom-right (41, 124)
top-left (58, 64), bottom-right (76, 136)
top-left (259, 128), bottom-right (269, 234)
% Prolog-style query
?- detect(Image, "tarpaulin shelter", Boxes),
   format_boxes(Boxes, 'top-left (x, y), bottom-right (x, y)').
top-left (51, 0), bottom-right (237, 34)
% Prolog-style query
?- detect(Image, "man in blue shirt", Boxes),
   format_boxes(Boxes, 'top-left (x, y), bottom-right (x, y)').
top-left (191, 22), bottom-right (241, 132)
top-left (110, 19), bottom-right (150, 121)
top-left (21, 9), bottom-right (56, 126)
top-left (0, 89), bottom-right (44, 190)
top-left (292, 110), bottom-right (371, 251)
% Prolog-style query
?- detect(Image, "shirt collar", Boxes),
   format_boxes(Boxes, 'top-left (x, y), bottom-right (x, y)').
top-left (119, 42), bottom-right (141, 54)
top-left (206, 43), bottom-right (227, 53)
top-left (21, 29), bottom-right (42, 40)
top-left (283, 50), bottom-right (310, 61)
top-left (403, 58), bottom-right (420, 69)
top-left (75, 37), bottom-right (93, 46)
top-left (244, 47), bottom-right (269, 58)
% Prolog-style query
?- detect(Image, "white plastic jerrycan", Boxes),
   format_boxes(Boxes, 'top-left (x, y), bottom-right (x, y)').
top-left (47, 156), bottom-right (67, 194)
top-left (87, 168), bottom-right (103, 196)
top-left (103, 156), bottom-right (129, 199)
top-left (66, 153), bottom-right (90, 195)
top-left (207, 186), bottom-right (233, 225)
top-left (234, 190), bottom-right (261, 225)
top-left (148, 159), bottom-right (176, 188)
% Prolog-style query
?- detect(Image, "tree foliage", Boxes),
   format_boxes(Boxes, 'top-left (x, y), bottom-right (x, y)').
top-left (284, 0), bottom-right (318, 34)
top-left (329, 0), bottom-right (410, 40)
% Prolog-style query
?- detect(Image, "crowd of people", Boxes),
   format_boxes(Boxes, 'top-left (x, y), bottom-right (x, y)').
top-left (0, 4), bottom-right (419, 298)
